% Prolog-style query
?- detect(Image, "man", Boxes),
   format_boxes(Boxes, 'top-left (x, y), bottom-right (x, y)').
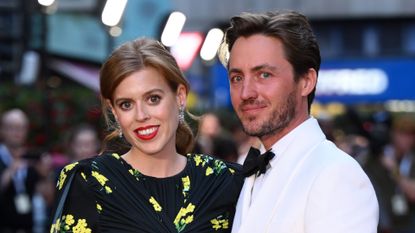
top-left (219, 11), bottom-right (379, 232)
top-left (0, 108), bottom-right (39, 233)
top-left (365, 115), bottom-right (415, 233)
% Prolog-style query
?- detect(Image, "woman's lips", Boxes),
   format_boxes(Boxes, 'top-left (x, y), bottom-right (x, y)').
top-left (134, 126), bottom-right (159, 140)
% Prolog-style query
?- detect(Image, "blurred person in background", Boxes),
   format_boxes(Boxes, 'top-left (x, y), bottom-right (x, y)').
top-left (65, 123), bottom-right (100, 162)
top-left (365, 114), bottom-right (415, 233)
top-left (0, 108), bottom-right (40, 233)
top-left (219, 10), bottom-right (378, 233)
top-left (229, 122), bottom-right (260, 164)
top-left (211, 135), bottom-right (240, 163)
top-left (49, 123), bottom-right (101, 180)
top-left (49, 38), bottom-right (243, 232)
top-left (195, 112), bottom-right (223, 155)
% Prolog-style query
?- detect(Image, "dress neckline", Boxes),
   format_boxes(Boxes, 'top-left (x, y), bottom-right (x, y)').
top-left (112, 153), bottom-right (191, 181)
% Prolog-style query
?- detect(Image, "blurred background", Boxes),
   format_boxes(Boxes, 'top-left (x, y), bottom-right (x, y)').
top-left (0, 0), bottom-right (415, 232)
top-left (0, 0), bottom-right (414, 150)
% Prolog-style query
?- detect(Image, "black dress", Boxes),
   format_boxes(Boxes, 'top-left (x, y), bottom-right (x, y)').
top-left (50, 153), bottom-right (243, 233)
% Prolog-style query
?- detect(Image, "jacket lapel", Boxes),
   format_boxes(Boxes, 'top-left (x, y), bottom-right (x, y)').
top-left (237, 118), bottom-right (326, 233)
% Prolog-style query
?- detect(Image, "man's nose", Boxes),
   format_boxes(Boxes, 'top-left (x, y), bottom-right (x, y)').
top-left (240, 77), bottom-right (258, 100)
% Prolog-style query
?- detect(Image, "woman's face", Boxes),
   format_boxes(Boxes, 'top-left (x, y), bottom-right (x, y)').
top-left (110, 67), bottom-right (186, 157)
top-left (71, 130), bottom-right (99, 160)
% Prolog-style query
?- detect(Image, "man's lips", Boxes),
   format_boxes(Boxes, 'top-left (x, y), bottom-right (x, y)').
top-left (239, 104), bottom-right (266, 112)
top-left (134, 125), bottom-right (159, 140)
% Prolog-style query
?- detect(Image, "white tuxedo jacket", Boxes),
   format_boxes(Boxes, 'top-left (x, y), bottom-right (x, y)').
top-left (232, 118), bottom-right (379, 233)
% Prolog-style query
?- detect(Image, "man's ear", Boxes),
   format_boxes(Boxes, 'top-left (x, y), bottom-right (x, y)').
top-left (176, 84), bottom-right (187, 107)
top-left (300, 68), bottom-right (317, 97)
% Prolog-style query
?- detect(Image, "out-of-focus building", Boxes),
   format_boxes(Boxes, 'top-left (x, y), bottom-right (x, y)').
top-left (1, 0), bottom-right (415, 149)
top-left (171, 0), bottom-right (415, 111)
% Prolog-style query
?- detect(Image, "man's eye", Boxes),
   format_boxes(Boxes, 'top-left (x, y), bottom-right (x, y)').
top-left (230, 75), bottom-right (243, 83)
top-left (260, 72), bottom-right (271, 79)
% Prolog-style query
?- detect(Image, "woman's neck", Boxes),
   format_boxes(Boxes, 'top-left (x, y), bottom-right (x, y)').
top-left (121, 149), bottom-right (187, 178)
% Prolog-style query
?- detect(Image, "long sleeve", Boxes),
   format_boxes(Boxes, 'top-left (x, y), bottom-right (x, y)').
top-left (50, 162), bottom-right (99, 233)
top-left (305, 157), bottom-right (379, 233)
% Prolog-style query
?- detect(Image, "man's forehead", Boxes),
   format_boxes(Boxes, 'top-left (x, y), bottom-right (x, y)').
top-left (1, 110), bottom-right (28, 125)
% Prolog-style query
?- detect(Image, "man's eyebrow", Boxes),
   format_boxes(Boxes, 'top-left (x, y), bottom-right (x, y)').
top-left (228, 68), bottom-right (242, 75)
top-left (228, 64), bottom-right (278, 75)
top-left (251, 64), bottom-right (277, 72)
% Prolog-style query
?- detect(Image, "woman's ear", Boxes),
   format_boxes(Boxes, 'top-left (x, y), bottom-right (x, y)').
top-left (106, 99), bottom-right (118, 120)
top-left (300, 68), bottom-right (317, 97)
top-left (176, 84), bottom-right (187, 107)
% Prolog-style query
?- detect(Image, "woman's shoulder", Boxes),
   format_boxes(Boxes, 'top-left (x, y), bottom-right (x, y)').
top-left (56, 156), bottom-right (97, 191)
top-left (186, 153), bottom-right (244, 199)
top-left (60, 156), bottom-right (98, 171)
top-left (64, 153), bottom-right (121, 168)
top-left (186, 153), bottom-right (242, 177)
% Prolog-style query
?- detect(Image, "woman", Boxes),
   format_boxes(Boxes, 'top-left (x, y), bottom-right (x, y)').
top-left (65, 123), bottom-right (100, 162)
top-left (50, 38), bottom-right (243, 233)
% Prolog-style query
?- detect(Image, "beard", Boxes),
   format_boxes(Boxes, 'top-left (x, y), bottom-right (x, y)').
top-left (239, 90), bottom-right (297, 138)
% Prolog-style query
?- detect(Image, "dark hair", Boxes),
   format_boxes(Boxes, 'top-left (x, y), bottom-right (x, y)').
top-left (220, 10), bottom-right (321, 112)
top-left (99, 38), bottom-right (195, 155)
top-left (212, 136), bottom-right (239, 163)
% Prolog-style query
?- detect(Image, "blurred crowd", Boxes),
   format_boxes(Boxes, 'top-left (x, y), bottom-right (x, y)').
top-left (0, 108), bottom-right (100, 233)
top-left (0, 106), bottom-right (414, 233)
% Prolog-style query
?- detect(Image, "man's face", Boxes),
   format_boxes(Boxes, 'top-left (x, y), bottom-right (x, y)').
top-left (228, 34), bottom-right (302, 147)
top-left (0, 111), bottom-right (29, 149)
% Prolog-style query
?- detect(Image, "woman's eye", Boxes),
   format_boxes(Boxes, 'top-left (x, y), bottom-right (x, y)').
top-left (120, 102), bottom-right (132, 110)
top-left (260, 72), bottom-right (271, 79)
top-left (148, 95), bottom-right (161, 104)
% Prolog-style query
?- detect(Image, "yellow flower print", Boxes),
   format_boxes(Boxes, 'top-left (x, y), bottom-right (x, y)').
top-left (91, 171), bottom-right (113, 194)
top-left (57, 162), bottom-right (79, 190)
top-left (194, 155), bottom-right (202, 166)
top-left (65, 214), bottom-right (75, 225)
top-left (228, 168), bottom-right (235, 174)
top-left (57, 172), bottom-right (67, 190)
top-left (97, 203), bottom-right (102, 212)
top-left (128, 168), bottom-right (142, 180)
top-left (210, 218), bottom-right (229, 230)
top-left (105, 186), bottom-right (112, 194)
top-left (92, 171), bottom-right (108, 186)
top-left (50, 218), bottom-right (61, 233)
top-left (184, 215), bottom-right (193, 224)
top-left (149, 196), bottom-right (162, 212)
top-left (65, 162), bottom-right (79, 172)
top-left (51, 214), bottom-right (92, 233)
top-left (185, 203), bottom-right (195, 212)
top-left (182, 176), bottom-right (190, 189)
top-left (211, 219), bottom-right (221, 230)
top-left (213, 159), bottom-right (227, 174)
top-left (72, 219), bottom-right (91, 233)
top-left (81, 172), bottom-right (87, 181)
top-left (111, 153), bottom-right (120, 159)
top-left (181, 176), bottom-right (190, 198)
top-left (174, 203), bottom-right (195, 232)
top-left (206, 167), bottom-right (213, 176)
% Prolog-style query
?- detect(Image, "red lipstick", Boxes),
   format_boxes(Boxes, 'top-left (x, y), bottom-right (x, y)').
top-left (134, 125), bottom-right (159, 140)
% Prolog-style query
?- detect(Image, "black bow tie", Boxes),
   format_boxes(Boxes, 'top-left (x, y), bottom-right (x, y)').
top-left (242, 147), bottom-right (275, 177)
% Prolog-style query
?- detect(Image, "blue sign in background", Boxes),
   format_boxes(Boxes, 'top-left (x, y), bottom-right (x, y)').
top-left (210, 58), bottom-right (415, 107)
top-left (318, 58), bottom-right (415, 104)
